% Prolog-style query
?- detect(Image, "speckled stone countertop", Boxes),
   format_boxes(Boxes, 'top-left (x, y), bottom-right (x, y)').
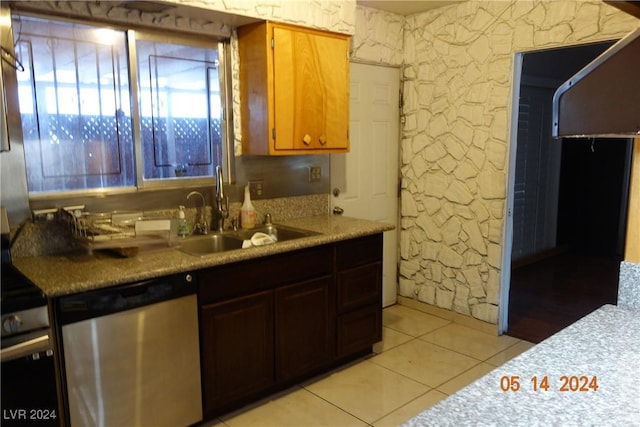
top-left (403, 304), bottom-right (640, 427)
top-left (12, 215), bottom-right (393, 298)
top-left (618, 261), bottom-right (640, 311)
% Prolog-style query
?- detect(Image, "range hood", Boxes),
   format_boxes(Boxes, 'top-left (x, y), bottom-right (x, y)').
top-left (552, 2), bottom-right (640, 138)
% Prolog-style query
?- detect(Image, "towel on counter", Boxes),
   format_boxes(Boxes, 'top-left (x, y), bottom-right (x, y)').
top-left (242, 232), bottom-right (278, 248)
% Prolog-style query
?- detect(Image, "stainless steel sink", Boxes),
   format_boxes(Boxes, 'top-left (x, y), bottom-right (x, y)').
top-left (231, 224), bottom-right (319, 242)
top-left (177, 224), bottom-right (319, 256)
top-left (178, 234), bottom-right (244, 256)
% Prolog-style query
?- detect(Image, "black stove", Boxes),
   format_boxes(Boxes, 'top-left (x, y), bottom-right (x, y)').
top-left (1, 263), bottom-right (47, 314)
top-left (1, 220), bottom-right (59, 426)
top-left (1, 231), bottom-right (50, 347)
top-left (1, 230), bottom-right (47, 317)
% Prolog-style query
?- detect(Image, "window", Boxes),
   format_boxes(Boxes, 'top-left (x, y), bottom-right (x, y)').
top-left (13, 14), bottom-right (229, 195)
top-left (135, 36), bottom-right (222, 182)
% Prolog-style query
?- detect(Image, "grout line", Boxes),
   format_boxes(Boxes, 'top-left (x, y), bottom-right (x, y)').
top-left (367, 387), bottom-right (438, 426)
top-left (381, 319), bottom-right (454, 339)
top-left (301, 385), bottom-right (374, 426)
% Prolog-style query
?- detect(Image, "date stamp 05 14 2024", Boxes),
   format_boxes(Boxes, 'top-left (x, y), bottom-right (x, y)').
top-left (500, 375), bottom-right (599, 393)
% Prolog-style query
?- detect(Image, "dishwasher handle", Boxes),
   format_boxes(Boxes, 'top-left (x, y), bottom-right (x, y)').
top-left (57, 273), bottom-right (196, 325)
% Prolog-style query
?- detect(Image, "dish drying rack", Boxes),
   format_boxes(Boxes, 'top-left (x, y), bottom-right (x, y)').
top-left (60, 207), bottom-right (174, 254)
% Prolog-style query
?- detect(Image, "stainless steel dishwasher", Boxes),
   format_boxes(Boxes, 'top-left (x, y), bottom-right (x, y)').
top-left (56, 273), bottom-right (202, 427)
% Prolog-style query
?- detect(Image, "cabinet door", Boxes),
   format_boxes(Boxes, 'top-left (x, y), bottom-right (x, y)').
top-left (274, 277), bottom-right (333, 381)
top-left (272, 25), bottom-right (349, 152)
top-left (200, 291), bottom-right (274, 415)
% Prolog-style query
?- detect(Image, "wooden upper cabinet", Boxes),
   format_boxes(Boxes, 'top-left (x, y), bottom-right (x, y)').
top-left (238, 21), bottom-right (350, 155)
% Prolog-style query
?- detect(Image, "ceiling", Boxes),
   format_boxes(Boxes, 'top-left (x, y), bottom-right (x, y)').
top-left (356, 0), bottom-right (466, 16)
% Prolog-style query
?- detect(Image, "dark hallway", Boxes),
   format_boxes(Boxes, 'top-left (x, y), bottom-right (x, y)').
top-left (507, 252), bottom-right (620, 343)
top-left (507, 136), bottom-right (631, 343)
top-left (506, 42), bottom-right (632, 344)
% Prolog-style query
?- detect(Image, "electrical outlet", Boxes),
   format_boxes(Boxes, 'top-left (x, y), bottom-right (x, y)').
top-left (249, 180), bottom-right (264, 198)
top-left (309, 166), bottom-right (322, 182)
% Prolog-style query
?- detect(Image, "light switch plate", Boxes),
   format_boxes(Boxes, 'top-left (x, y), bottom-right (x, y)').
top-left (249, 180), bottom-right (264, 198)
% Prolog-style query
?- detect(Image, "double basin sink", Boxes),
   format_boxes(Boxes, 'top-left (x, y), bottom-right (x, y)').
top-left (177, 224), bottom-right (319, 256)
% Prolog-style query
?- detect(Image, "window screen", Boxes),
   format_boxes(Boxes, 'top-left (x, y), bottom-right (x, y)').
top-left (15, 16), bottom-right (134, 193)
top-left (12, 14), bottom-right (226, 194)
top-left (136, 38), bottom-right (222, 181)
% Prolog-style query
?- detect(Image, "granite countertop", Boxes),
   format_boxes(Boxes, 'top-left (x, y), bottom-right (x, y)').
top-left (403, 304), bottom-right (640, 426)
top-left (12, 215), bottom-right (393, 298)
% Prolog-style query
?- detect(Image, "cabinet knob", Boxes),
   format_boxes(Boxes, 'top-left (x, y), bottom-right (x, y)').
top-left (302, 134), bottom-right (312, 145)
top-left (185, 274), bottom-right (193, 283)
top-left (319, 136), bottom-right (327, 146)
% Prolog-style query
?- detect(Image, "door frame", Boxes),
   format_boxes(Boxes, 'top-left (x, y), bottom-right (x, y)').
top-left (499, 52), bottom-right (524, 334)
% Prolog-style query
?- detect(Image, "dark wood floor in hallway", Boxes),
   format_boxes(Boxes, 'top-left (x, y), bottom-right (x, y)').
top-left (507, 252), bottom-right (621, 343)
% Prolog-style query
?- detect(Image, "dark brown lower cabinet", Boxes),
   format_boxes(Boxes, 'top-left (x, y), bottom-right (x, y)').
top-left (200, 291), bottom-right (274, 412)
top-left (275, 277), bottom-right (333, 381)
top-left (337, 304), bottom-right (381, 357)
top-left (336, 234), bottom-right (383, 357)
top-left (198, 234), bottom-right (383, 419)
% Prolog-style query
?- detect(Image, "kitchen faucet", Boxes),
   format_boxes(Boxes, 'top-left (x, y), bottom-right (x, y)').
top-left (186, 191), bottom-right (208, 235)
top-left (213, 166), bottom-right (229, 232)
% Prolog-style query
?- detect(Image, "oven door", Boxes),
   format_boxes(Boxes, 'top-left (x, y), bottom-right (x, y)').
top-left (1, 334), bottom-right (59, 426)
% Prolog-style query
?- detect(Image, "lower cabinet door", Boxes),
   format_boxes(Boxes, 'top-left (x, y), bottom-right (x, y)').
top-left (274, 277), bottom-right (333, 381)
top-left (337, 305), bottom-right (382, 358)
top-left (200, 290), bottom-right (274, 415)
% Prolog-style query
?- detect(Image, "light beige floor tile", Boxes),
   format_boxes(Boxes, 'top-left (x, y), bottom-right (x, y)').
top-left (419, 323), bottom-right (520, 360)
top-left (486, 340), bottom-right (536, 366)
top-left (436, 362), bottom-right (496, 395)
top-left (199, 418), bottom-right (226, 427)
top-left (221, 387), bottom-right (367, 427)
top-left (304, 360), bottom-right (429, 424)
top-left (372, 389), bottom-right (448, 427)
top-left (383, 305), bottom-right (450, 337)
top-left (373, 326), bottom-right (414, 354)
top-left (370, 339), bottom-right (480, 388)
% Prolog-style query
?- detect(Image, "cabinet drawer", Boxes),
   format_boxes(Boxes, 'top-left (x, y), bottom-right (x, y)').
top-left (337, 262), bottom-right (381, 313)
top-left (336, 234), bottom-right (383, 270)
top-left (337, 305), bottom-right (381, 358)
top-left (199, 245), bottom-right (333, 304)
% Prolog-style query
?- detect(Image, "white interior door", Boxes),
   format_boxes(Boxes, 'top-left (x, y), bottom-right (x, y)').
top-left (331, 62), bottom-right (400, 307)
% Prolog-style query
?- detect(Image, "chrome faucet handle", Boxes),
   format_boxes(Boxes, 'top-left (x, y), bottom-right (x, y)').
top-left (186, 191), bottom-right (208, 235)
top-left (215, 166), bottom-right (225, 201)
top-left (222, 196), bottom-right (229, 230)
top-left (222, 196), bottom-right (229, 218)
top-left (194, 221), bottom-right (209, 235)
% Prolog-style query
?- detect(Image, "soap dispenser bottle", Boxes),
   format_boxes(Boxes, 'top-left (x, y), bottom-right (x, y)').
top-left (177, 205), bottom-right (189, 237)
top-left (240, 184), bottom-right (256, 229)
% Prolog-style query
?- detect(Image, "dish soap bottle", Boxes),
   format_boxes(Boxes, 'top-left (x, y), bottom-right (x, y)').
top-left (177, 205), bottom-right (189, 237)
top-left (240, 184), bottom-right (256, 229)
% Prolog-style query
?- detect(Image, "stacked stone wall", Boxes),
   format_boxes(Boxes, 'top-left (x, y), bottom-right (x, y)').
top-left (400, 0), bottom-right (638, 324)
